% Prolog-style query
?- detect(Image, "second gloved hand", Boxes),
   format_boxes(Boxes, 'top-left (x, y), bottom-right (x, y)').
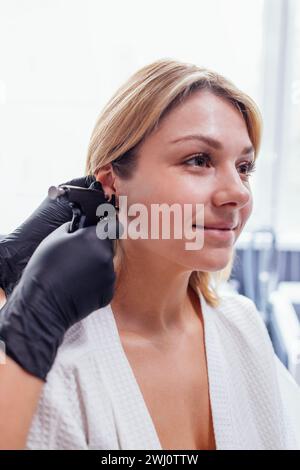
top-left (0, 219), bottom-right (118, 381)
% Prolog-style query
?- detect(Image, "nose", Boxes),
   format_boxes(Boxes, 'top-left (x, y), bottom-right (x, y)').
top-left (211, 164), bottom-right (251, 209)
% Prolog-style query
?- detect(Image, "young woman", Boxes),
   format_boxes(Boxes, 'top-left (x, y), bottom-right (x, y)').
top-left (2, 58), bottom-right (299, 450)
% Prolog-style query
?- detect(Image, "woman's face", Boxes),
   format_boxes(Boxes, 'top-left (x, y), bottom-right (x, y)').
top-left (105, 90), bottom-right (254, 273)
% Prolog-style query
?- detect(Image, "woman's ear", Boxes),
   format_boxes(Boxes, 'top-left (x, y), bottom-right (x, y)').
top-left (95, 163), bottom-right (118, 201)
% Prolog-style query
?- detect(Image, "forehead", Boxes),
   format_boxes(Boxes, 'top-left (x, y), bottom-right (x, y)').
top-left (150, 90), bottom-right (252, 148)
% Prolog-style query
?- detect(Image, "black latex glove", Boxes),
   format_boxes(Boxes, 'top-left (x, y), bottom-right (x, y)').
top-left (0, 218), bottom-right (119, 381)
top-left (0, 175), bottom-right (96, 298)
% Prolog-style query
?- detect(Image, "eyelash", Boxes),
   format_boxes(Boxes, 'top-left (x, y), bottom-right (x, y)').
top-left (184, 153), bottom-right (257, 179)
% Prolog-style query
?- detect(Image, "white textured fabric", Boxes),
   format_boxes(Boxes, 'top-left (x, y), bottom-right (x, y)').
top-left (25, 291), bottom-right (300, 450)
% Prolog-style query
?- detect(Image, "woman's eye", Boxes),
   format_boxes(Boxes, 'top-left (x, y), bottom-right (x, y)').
top-left (238, 161), bottom-right (257, 177)
top-left (183, 154), bottom-right (257, 179)
top-left (184, 153), bottom-right (211, 167)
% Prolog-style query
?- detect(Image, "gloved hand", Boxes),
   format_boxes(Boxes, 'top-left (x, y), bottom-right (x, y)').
top-left (0, 217), bottom-right (119, 381)
top-left (0, 175), bottom-right (96, 298)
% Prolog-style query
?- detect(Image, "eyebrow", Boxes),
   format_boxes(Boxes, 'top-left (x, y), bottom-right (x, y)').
top-left (170, 134), bottom-right (254, 155)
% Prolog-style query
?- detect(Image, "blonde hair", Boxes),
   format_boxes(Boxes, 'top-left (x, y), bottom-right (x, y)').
top-left (85, 58), bottom-right (263, 308)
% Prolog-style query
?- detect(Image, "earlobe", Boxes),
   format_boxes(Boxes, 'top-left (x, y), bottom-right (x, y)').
top-left (107, 193), bottom-right (119, 210)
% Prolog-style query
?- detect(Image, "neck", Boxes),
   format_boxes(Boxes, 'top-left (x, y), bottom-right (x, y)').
top-left (111, 244), bottom-right (202, 338)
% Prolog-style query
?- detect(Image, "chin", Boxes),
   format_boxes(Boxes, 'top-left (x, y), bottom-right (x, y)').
top-left (187, 250), bottom-right (233, 272)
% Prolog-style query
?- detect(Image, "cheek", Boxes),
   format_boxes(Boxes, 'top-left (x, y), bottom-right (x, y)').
top-left (125, 171), bottom-right (201, 217)
top-left (243, 195), bottom-right (253, 219)
top-left (238, 196), bottom-right (253, 232)
top-left (120, 169), bottom-right (210, 249)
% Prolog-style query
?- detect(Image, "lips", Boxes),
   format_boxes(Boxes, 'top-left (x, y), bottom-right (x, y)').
top-left (192, 224), bottom-right (237, 230)
top-left (204, 226), bottom-right (236, 230)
